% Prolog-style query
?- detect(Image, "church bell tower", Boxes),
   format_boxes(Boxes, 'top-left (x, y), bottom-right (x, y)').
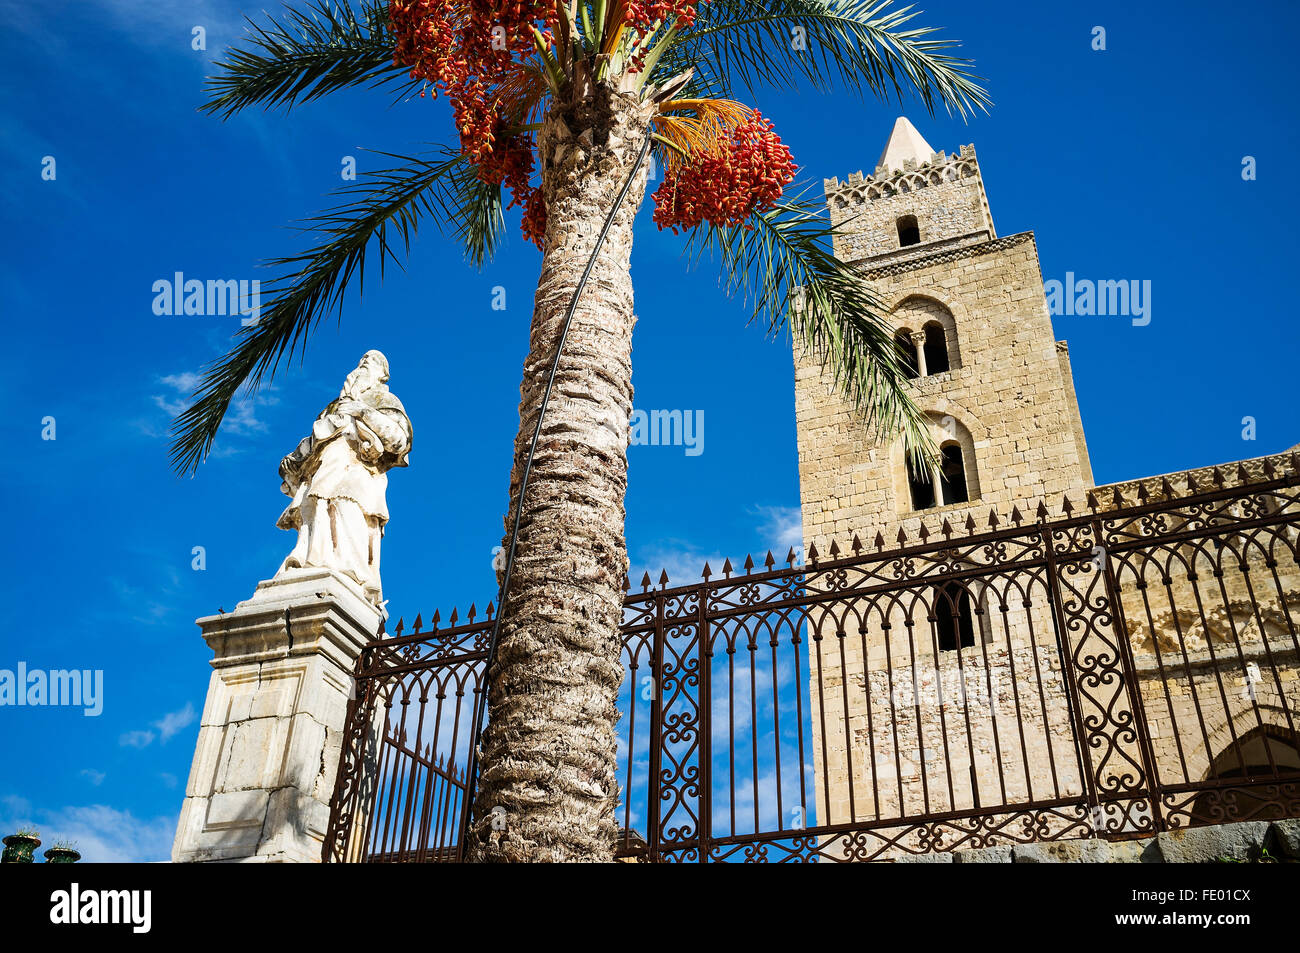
top-left (794, 117), bottom-right (1094, 549)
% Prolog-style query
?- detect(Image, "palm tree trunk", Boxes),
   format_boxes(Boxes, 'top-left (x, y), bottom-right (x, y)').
top-left (467, 87), bottom-right (654, 862)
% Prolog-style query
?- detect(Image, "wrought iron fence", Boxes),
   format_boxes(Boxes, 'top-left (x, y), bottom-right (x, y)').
top-left (324, 456), bottom-right (1300, 862)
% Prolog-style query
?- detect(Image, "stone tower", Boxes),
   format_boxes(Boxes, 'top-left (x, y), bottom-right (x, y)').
top-left (794, 116), bottom-right (1094, 550)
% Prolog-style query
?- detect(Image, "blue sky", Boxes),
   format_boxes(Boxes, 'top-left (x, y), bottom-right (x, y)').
top-left (1, 0), bottom-right (1297, 860)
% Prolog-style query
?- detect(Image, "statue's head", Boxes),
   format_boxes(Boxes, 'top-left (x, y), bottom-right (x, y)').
top-left (359, 349), bottom-right (390, 382)
top-left (341, 350), bottom-right (390, 399)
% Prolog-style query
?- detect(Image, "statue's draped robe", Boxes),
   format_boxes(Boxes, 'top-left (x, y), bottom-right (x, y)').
top-left (274, 388), bottom-right (412, 603)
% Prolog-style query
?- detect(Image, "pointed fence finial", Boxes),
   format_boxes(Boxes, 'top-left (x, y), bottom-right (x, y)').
top-left (722, 557), bottom-right (734, 578)
top-left (413, 613), bottom-right (424, 633)
top-left (743, 553), bottom-right (755, 573)
top-left (640, 571), bottom-right (653, 592)
top-left (658, 569), bottom-right (670, 589)
top-left (702, 561), bottom-right (713, 580)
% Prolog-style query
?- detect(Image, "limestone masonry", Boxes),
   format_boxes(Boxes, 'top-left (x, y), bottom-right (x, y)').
top-left (794, 117), bottom-right (1299, 855)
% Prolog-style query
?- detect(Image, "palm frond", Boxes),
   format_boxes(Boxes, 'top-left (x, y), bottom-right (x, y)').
top-left (203, 0), bottom-right (418, 119)
top-left (455, 173), bottom-right (507, 268)
top-left (684, 186), bottom-right (936, 465)
top-left (169, 147), bottom-right (498, 474)
top-left (658, 0), bottom-right (990, 119)
top-left (653, 97), bottom-right (754, 170)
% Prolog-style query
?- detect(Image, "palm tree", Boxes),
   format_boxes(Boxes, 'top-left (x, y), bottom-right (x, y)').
top-left (172, 0), bottom-right (987, 862)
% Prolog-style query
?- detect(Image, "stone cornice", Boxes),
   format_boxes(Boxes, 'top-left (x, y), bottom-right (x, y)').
top-left (852, 231), bottom-right (1036, 280)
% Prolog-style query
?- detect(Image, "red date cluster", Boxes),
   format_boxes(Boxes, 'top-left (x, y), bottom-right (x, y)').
top-left (390, 0), bottom-right (551, 245)
top-left (652, 112), bottom-right (796, 232)
top-left (625, 0), bottom-right (703, 32)
top-left (623, 0), bottom-right (704, 71)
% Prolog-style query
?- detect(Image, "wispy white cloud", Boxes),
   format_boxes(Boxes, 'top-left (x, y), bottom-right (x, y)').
top-left (0, 798), bottom-right (177, 862)
top-left (80, 769), bottom-right (106, 787)
top-left (154, 702), bottom-right (197, 743)
top-left (86, 0), bottom-right (249, 61)
top-left (630, 541), bottom-right (724, 589)
top-left (145, 372), bottom-right (277, 452)
top-left (752, 504), bottom-right (804, 553)
top-left (118, 702), bottom-right (198, 749)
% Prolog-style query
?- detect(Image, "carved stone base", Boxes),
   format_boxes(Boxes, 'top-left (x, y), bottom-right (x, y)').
top-left (172, 568), bottom-right (381, 863)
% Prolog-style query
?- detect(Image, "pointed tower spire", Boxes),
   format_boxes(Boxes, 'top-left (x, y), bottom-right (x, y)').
top-left (875, 116), bottom-right (936, 175)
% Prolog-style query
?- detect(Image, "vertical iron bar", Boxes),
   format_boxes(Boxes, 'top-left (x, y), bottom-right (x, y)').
top-left (646, 592), bottom-right (665, 862)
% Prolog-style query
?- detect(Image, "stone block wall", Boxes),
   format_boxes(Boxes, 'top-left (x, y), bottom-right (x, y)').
top-left (794, 232), bottom-right (1093, 551)
top-left (824, 145), bottom-right (994, 264)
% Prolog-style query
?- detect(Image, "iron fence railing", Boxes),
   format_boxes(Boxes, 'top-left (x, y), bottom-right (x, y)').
top-left (324, 456), bottom-right (1300, 861)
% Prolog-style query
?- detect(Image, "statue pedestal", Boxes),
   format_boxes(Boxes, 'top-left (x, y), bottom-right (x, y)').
top-left (172, 568), bottom-right (381, 863)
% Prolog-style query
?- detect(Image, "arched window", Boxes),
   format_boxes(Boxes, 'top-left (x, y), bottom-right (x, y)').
top-left (894, 330), bottom-right (919, 380)
top-left (939, 443), bottom-right (969, 504)
top-left (908, 461), bottom-right (935, 510)
top-left (934, 582), bottom-right (976, 651)
top-left (897, 215), bottom-right (920, 247)
top-left (922, 322), bottom-right (950, 375)
top-left (896, 418), bottom-right (980, 514)
top-left (891, 297), bottom-right (961, 375)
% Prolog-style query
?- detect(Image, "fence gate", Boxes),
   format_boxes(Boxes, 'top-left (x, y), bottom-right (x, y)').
top-left (324, 460), bottom-right (1300, 861)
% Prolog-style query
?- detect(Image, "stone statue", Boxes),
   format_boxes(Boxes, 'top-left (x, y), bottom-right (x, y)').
top-left (274, 350), bottom-right (412, 606)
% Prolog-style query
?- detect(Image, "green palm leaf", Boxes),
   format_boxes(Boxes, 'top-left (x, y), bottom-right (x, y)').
top-left (659, 0), bottom-right (990, 118)
top-left (202, 0), bottom-right (417, 118)
top-left (685, 187), bottom-right (936, 465)
top-left (169, 147), bottom-right (501, 474)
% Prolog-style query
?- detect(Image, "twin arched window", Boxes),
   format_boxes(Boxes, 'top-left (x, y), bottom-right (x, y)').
top-left (894, 321), bottom-right (951, 379)
top-left (907, 442), bottom-right (970, 511)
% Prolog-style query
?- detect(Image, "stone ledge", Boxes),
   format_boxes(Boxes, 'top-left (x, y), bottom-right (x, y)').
top-left (850, 231), bottom-right (1036, 280)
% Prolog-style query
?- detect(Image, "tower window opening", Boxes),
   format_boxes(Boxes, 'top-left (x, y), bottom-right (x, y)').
top-left (894, 330), bottom-right (919, 380)
top-left (939, 443), bottom-right (969, 505)
top-left (934, 582), bottom-right (976, 651)
top-left (923, 322), bottom-right (950, 375)
top-left (897, 215), bottom-right (921, 247)
top-left (908, 461), bottom-right (935, 510)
